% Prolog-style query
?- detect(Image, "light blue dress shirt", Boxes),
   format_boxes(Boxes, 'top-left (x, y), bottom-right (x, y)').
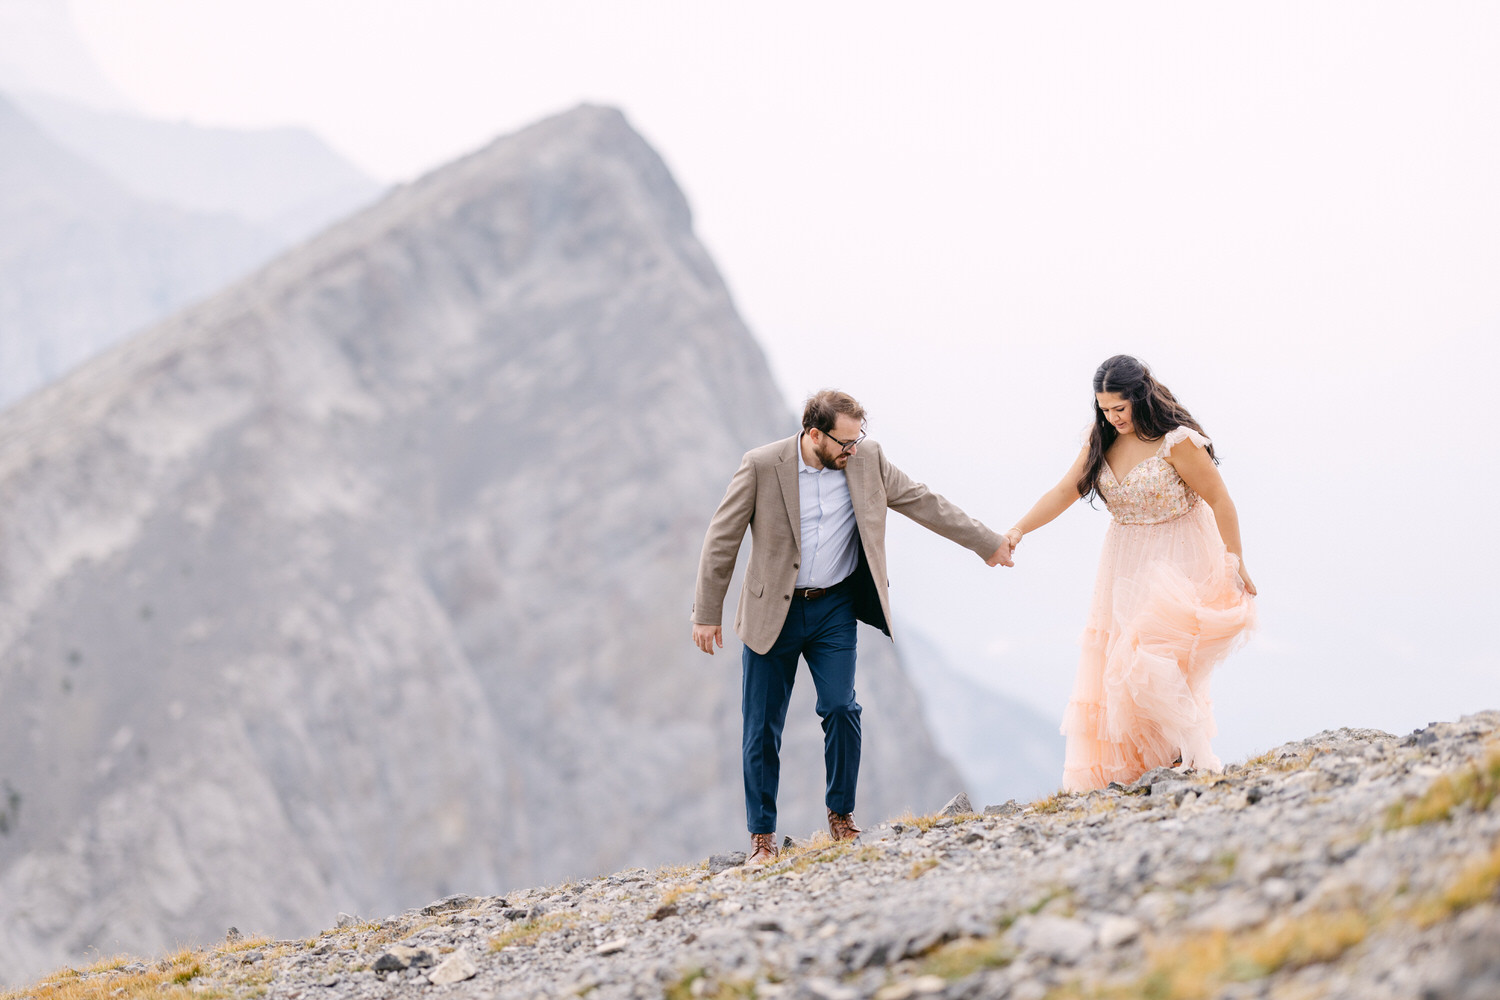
top-left (795, 433), bottom-right (860, 589)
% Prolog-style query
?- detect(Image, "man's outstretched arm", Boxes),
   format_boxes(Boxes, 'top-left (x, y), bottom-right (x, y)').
top-left (691, 454), bottom-right (757, 654)
top-left (879, 446), bottom-right (1011, 566)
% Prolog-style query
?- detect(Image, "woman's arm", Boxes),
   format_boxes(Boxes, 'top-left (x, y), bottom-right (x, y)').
top-left (1005, 446), bottom-right (1089, 550)
top-left (1168, 439), bottom-right (1257, 595)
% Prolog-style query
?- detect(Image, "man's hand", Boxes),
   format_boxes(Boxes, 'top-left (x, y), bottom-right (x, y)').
top-left (986, 536), bottom-right (1014, 568)
top-left (692, 623), bottom-right (723, 654)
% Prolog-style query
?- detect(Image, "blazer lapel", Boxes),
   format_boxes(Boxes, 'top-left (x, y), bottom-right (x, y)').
top-left (775, 435), bottom-right (802, 552)
top-left (845, 447), bottom-right (874, 527)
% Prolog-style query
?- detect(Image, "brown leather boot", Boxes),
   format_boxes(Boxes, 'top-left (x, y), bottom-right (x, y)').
top-left (827, 809), bottom-right (862, 842)
top-left (747, 832), bottom-right (779, 866)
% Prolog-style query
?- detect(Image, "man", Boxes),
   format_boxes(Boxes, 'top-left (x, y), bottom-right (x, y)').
top-left (692, 390), bottom-right (1012, 865)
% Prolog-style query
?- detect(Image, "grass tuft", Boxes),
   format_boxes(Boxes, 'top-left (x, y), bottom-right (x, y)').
top-left (488, 913), bottom-right (576, 952)
top-left (662, 969), bottom-right (756, 1000)
top-left (907, 858), bottom-right (940, 879)
top-left (917, 935), bottom-right (1015, 980)
top-left (1033, 791), bottom-right (1080, 815)
top-left (1410, 840), bottom-right (1500, 926)
top-left (892, 810), bottom-right (984, 833)
top-left (1386, 745), bottom-right (1500, 829)
top-left (892, 811), bottom-right (944, 832)
top-left (1135, 908), bottom-right (1369, 1000)
top-left (748, 835), bottom-right (859, 879)
top-left (650, 882), bottom-right (700, 918)
top-left (2, 949), bottom-right (222, 1000)
top-left (1242, 748), bottom-right (1324, 773)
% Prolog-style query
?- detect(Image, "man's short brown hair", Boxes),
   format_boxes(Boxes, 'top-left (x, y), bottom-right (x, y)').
top-left (802, 390), bottom-right (866, 433)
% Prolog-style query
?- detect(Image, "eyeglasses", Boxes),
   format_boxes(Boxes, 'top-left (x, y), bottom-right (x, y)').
top-left (823, 426), bottom-right (866, 453)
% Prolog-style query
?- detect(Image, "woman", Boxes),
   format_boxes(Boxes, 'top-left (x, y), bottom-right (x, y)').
top-left (1007, 355), bottom-right (1257, 791)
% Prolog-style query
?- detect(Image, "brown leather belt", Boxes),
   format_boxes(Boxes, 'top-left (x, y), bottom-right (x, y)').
top-left (792, 577), bottom-right (850, 600)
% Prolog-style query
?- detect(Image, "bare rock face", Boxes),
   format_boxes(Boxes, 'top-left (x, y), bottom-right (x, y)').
top-left (0, 104), bottom-right (961, 983)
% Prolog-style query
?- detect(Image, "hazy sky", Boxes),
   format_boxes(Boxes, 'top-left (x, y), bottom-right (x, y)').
top-left (33, 1), bottom-right (1500, 758)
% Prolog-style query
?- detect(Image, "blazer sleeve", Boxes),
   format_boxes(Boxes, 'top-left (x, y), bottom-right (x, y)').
top-left (879, 447), bottom-right (1002, 558)
top-left (692, 452), bottom-right (758, 625)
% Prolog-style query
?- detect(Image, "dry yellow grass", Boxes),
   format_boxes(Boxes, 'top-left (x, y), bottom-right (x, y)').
top-left (1241, 748), bottom-right (1323, 773)
top-left (1, 948), bottom-right (223, 1000)
top-left (488, 913), bottom-right (576, 952)
top-left (892, 811), bottom-right (945, 832)
top-left (892, 809), bottom-right (984, 833)
top-left (658, 883), bottom-right (697, 907)
top-left (649, 881), bottom-right (703, 918)
top-left (1033, 791), bottom-right (1080, 815)
top-left (745, 834), bottom-right (862, 880)
top-left (907, 858), bottom-right (940, 879)
top-left (662, 969), bottom-right (756, 1000)
top-left (1409, 839), bottom-right (1500, 927)
top-left (350, 912), bottom-right (455, 951)
top-left (1386, 744), bottom-right (1500, 829)
top-left (917, 935), bottom-right (1015, 980)
top-left (1134, 908), bottom-right (1371, 1000)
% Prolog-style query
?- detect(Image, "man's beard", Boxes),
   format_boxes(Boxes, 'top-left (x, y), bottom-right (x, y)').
top-left (821, 448), bottom-right (850, 470)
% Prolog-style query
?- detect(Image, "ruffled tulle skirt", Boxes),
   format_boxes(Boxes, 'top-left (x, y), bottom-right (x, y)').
top-left (1060, 501), bottom-right (1256, 791)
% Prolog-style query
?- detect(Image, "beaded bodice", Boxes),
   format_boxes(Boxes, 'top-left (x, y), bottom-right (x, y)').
top-left (1098, 426), bottom-right (1209, 525)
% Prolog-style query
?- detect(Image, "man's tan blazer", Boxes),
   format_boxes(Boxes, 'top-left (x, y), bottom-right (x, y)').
top-left (693, 434), bottom-right (1002, 656)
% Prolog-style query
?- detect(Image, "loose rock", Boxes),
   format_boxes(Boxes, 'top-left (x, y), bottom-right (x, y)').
top-left (16, 712), bottom-right (1495, 1000)
top-left (938, 792), bottom-right (973, 817)
top-left (428, 948), bottom-right (478, 985)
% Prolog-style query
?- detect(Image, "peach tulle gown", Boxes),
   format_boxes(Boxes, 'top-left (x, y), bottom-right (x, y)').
top-left (1061, 426), bottom-right (1256, 791)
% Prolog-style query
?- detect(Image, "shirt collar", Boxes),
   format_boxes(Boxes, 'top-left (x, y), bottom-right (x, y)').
top-left (796, 432), bottom-right (822, 475)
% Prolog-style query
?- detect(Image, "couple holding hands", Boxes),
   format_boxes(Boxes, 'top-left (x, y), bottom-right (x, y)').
top-left (691, 355), bottom-right (1257, 865)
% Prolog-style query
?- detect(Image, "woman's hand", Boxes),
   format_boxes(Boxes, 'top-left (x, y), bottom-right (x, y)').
top-left (1005, 528), bottom-right (1023, 551)
top-left (1238, 565), bottom-right (1258, 596)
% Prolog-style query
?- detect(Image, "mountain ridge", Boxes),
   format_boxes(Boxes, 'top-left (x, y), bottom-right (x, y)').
top-left (13, 92), bottom-right (383, 243)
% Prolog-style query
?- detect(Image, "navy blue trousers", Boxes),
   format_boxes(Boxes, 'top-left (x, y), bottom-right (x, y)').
top-left (742, 586), bottom-right (862, 834)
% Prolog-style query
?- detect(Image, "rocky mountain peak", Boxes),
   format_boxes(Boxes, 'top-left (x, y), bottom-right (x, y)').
top-left (0, 104), bottom-right (961, 983)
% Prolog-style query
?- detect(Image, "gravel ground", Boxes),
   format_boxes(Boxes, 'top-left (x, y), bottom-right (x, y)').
top-left (16, 711), bottom-right (1499, 1000)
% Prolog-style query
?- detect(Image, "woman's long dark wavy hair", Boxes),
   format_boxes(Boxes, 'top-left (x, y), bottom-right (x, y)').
top-left (1078, 355), bottom-right (1216, 502)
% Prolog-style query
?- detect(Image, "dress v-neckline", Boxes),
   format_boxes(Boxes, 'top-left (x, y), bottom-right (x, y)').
top-left (1105, 453), bottom-right (1159, 485)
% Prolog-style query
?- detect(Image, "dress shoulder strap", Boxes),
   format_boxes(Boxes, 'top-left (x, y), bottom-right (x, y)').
top-left (1158, 425), bottom-right (1211, 456)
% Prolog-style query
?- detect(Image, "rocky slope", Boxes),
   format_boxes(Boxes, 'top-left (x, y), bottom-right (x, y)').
top-left (0, 104), bottom-right (967, 984)
top-left (12, 712), bottom-right (1496, 1000)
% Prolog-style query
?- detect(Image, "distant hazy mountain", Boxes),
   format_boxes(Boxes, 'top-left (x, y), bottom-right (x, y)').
top-left (899, 626), bottom-right (1065, 804)
top-left (0, 4), bottom-right (383, 411)
top-left (14, 93), bottom-right (384, 244)
top-left (0, 0), bottom-right (129, 110)
top-left (0, 105), bottom-right (964, 984)
top-left (0, 92), bottom-right (280, 407)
